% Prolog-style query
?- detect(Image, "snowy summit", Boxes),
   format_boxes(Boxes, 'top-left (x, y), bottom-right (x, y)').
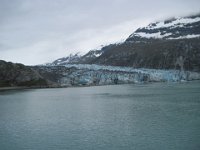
top-left (127, 14), bottom-right (200, 41)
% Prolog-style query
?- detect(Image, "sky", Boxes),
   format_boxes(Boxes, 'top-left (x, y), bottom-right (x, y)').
top-left (0, 0), bottom-right (200, 65)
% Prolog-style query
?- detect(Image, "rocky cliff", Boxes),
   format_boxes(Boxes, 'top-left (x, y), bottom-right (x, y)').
top-left (0, 60), bottom-right (47, 87)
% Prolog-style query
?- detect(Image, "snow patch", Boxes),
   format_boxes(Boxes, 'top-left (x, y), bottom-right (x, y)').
top-left (132, 32), bottom-right (172, 39)
top-left (146, 17), bottom-right (200, 29)
top-left (168, 34), bottom-right (200, 39)
top-left (94, 52), bottom-right (102, 57)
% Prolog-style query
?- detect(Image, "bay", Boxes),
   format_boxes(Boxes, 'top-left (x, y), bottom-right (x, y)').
top-left (0, 81), bottom-right (200, 150)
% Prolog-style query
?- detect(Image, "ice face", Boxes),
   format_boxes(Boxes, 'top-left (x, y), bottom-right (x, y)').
top-left (41, 64), bottom-right (200, 86)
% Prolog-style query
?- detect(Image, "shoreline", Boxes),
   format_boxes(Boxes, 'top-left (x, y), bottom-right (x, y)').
top-left (0, 86), bottom-right (53, 91)
top-left (0, 80), bottom-right (199, 91)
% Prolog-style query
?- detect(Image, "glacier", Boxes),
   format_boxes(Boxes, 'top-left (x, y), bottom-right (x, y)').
top-left (37, 64), bottom-right (200, 87)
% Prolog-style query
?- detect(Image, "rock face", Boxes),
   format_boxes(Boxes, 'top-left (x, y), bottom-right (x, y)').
top-left (49, 14), bottom-right (200, 72)
top-left (0, 60), bottom-right (47, 87)
top-left (91, 38), bottom-right (200, 72)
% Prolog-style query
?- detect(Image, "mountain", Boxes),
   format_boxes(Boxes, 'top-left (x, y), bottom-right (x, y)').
top-left (126, 14), bottom-right (200, 42)
top-left (0, 60), bottom-right (47, 87)
top-left (47, 44), bottom-right (121, 65)
top-left (49, 49), bottom-right (105, 66)
top-left (50, 53), bottom-right (82, 65)
top-left (92, 38), bottom-right (200, 71)
top-left (77, 49), bottom-right (104, 63)
top-left (1, 14), bottom-right (200, 88)
top-left (48, 14), bottom-right (200, 72)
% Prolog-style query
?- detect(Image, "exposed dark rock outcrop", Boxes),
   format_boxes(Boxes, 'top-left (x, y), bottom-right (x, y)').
top-left (0, 60), bottom-right (47, 87)
top-left (91, 38), bottom-right (200, 72)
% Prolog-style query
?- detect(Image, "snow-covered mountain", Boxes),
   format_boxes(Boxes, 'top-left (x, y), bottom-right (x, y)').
top-left (48, 14), bottom-right (200, 72)
top-left (48, 49), bottom-right (105, 65)
top-left (77, 49), bottom-right (104, 63)
top-left (50, 53), bottom-right (82, 65)
top-left (126, 14), bottom-right (200, 42)
top-left (2, 14), bottom-right (200, 88)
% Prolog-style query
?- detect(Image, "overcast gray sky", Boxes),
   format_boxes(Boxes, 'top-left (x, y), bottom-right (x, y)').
top-left (0, 0), bottom-right (199, 65)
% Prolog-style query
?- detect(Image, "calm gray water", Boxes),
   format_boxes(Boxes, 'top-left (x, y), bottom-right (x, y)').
top-left (0, 82), bottom-right (200, 150)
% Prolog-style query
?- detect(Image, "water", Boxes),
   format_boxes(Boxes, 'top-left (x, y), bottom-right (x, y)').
top-left (0, 82), bottom-right (200, 150)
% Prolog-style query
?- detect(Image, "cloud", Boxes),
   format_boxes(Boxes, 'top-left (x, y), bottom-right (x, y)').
top-left (0, 0), bottom-right (200, 65)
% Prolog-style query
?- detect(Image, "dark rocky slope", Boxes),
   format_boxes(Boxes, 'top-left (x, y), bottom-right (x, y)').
top-left (91, 38), bottom-right (200, 72)
top-left (0, 60), bottom-right (47, 87)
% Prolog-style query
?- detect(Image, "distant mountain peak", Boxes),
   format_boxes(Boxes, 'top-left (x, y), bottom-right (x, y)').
top-left (126, 14), bottom-right (200, 42)
top-left (48, 49), bottom-right (105, 66)
top-left (51, 52), bottom-right (82, 65)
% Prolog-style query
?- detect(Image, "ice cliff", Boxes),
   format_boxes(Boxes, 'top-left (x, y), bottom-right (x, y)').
top-left (34, 64), bottom-right (200, 87)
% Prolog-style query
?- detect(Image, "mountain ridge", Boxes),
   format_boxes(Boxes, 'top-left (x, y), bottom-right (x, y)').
top-left (1, 13), bottom-right (200, 88)
top-left (126, 14), bottom-right (200, 42)
top-left (47, 14), bottom-right (200, 72)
